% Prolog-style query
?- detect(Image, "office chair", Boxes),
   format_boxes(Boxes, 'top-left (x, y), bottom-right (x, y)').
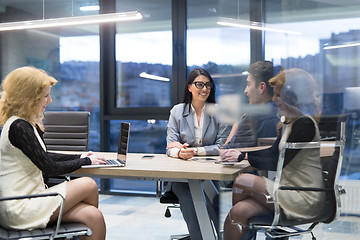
top-left (0, 192), bottom-right (92, 240)
top-left (43, 111), bottom-right (90, 186)
top-left (342, 87), bottom-right (360, 176)
top-left (43, 111), bottom-right (90, 152)
top-left (159, 187), bottom-right (191, 240)
top-left (245, 115), bottom-right (347, 240)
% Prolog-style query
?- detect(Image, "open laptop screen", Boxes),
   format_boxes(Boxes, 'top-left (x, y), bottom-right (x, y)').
top-left (81, 122), bottom-right (130, 168)
top-left (117, 122), bottom-right (130, 163)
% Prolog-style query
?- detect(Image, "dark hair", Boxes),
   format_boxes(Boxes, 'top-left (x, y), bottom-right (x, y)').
top-left (183, 67), bottom-right (216, 104)
top-left (248, 61), bottom-right (280, 96)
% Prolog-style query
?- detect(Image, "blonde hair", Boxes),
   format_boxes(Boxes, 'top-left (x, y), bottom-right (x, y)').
top-left (269, 68), bottom-right (321, 122)
top-left (0, 66), bottom-right (57, 127)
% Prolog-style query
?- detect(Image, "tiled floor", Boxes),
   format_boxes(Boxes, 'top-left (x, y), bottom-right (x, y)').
top-left (99, 194), bottom-right (188, 240)
top-left (99, 180), bottom-right (360, 240)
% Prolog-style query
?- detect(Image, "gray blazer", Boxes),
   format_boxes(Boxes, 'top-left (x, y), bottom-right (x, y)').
top-left (166, 103), bottom-right (229, 156)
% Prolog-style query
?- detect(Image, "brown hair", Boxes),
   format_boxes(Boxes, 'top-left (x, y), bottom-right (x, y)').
top-left (269, 68), bottom-right (320, 121)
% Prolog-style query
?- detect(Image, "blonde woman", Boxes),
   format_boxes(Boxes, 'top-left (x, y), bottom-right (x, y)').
top-left (0, 66), bottom-right (106, 240)
top-left (221, 69), bottom-right (324, 240)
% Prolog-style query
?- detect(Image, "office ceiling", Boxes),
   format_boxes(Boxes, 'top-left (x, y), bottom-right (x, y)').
top-left (0, 0), bottom-right (359, 36)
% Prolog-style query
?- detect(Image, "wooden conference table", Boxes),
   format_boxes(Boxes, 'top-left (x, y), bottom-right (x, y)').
top-left (68, 152), bottom-right (252, 240)
top-left (67, 142), bottom-right (336, 240)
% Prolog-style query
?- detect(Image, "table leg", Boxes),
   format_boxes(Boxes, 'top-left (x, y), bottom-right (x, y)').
top-left (202, 180), bottom-right (219, 205)
top-left (188, 179), bottom-right (217, 240)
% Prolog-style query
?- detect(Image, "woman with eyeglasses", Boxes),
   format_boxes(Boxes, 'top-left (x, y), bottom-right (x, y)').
top-left (165, 67), bottom-right (229, 240)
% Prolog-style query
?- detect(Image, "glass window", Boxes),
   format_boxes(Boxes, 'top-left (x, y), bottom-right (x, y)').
top-left (0, 0), bottom-right (100, 22)
top-left (108, 0), bottom-right (172, 193)
top-left (109, 120), bottom-right (167, 154)
top-left (115, 0), bottom-right (172, 108)
top-left (58, 35), bottom-right (100, 150)
top-left (264, 0), bottom-right (360, 179)
top-left (0, 0), bottom-right (102, 151)
top-left (188, 0), bottom-right (251, 98)
top-left (0, 0), bottom-right (102, 186)
top-left (108, 119), bottom-right (167, 193)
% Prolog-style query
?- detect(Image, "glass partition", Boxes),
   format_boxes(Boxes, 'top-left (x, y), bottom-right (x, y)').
top-left (264, 0), bottom-right (360, 179)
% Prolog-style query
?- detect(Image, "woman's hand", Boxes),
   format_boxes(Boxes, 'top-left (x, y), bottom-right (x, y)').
top-left (166, 141), bottom-right (184, 149)
top-left (178, 147), bottom-right (195, 160)
top-left (167, 142), bottom-right (195, 160)
top-left (81, 152), bottom-right (107, 165)
top-left (220, 149), bottom-right (242, 162)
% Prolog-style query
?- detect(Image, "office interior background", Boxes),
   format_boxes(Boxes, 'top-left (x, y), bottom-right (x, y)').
top-left (0, 0), bottom-right (359, 196)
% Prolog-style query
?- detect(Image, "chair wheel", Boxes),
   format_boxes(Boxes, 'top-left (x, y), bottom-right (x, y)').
top-left (165, 208), bottom-right (171, 218)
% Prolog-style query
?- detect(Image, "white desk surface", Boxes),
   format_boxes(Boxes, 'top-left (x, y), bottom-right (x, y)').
top-left (66, 152), bottom-right (251, 181)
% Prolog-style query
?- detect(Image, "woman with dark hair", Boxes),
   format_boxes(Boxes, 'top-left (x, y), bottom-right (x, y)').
top-left (165, 67), bottom-right (229, 240)
top-left (167, 67), bottom-right (224, 159)
top-left (182, 67), bottom-right (216, 106)
top-left (220, 68), bottom-right (324, 240)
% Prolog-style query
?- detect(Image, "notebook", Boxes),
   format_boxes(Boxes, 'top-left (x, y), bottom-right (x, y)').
top-left (82, 122), bottom-right (130, 168)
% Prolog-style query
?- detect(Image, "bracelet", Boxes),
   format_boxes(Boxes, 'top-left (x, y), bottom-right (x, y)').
top-left (238, 152), bottom-right (246, 162)
top-left (177, 149), bottom-right (182, 159)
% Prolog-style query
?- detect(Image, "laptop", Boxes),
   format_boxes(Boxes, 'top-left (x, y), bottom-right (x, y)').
top-left (82, 122), bottom-right (130, 168)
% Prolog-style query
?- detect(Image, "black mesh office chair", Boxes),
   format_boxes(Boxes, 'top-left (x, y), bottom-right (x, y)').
top-left (0, 192), bottom-right (92, 240)
top-left (43, 111), bottom-right (90, 186)
top-left (245, 115), bottom-right (347, 240)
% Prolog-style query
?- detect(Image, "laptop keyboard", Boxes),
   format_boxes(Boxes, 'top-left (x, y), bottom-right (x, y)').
top-left (106, 159), bottom-right (125, 166)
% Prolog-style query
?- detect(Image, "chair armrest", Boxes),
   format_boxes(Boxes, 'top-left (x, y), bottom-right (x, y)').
top-left (283, 142), bottom-right (320, 149)
top-left (278, 186), bottom-right (333, 192)
top-left (265, 185), bottom-right (335, 205)
top-left (0, 192), bottom-right (59, 202)
top-left (0, 192), bottom-right (65, 239)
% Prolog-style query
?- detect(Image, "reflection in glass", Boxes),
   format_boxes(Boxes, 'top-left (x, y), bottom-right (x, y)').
top-left (263, 1), bottom-right (360, 180)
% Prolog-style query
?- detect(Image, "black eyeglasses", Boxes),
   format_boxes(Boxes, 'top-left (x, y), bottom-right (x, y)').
top-left (192, 81), bottom-right (213, 90)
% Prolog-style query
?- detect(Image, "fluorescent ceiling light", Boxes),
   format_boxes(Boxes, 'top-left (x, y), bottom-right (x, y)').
top-left (0, 11), bottom-right (142, 32)
top-left (80, 5), bottom-right (100, 11)
top-left (140, 72), bottom-right (170, 82)
top-left (217, 18), bottom-right (301, 35)
top-left (323, 42), bottom-right (360, 50)
top-left (211, 72), bottom-right (248, 78)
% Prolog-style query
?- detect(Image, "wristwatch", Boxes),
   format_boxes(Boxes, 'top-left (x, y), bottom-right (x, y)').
top-left (193, 147), bottom-right (198, 155)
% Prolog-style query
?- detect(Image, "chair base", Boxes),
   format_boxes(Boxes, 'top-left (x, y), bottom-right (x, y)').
top-left (170, 233), bottom-right (190, 240)
top-left (160, 190), bottom-right (179, 204)
top-left (0, 222), bottom-right (91, 240)
top-left (248, 224), bottom-right (316, 240)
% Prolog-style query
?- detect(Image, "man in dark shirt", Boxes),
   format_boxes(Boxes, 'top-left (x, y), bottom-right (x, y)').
top-left (223, 61), bottom-right (280, 149)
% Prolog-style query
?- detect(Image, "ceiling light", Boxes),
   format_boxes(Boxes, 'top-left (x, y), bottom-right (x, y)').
top-left (217, 18), bottom-right (301, 35)
top-left (80, 5), bottom-right (100, 11)
top-left (211, 72), bottom-right (248, 79)
top-left (0, 11), bottom-right (142, 32)
top-left (140, 72), bottom-right (170, 82)
top-left (323, 42), bottom-right (360, 50)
